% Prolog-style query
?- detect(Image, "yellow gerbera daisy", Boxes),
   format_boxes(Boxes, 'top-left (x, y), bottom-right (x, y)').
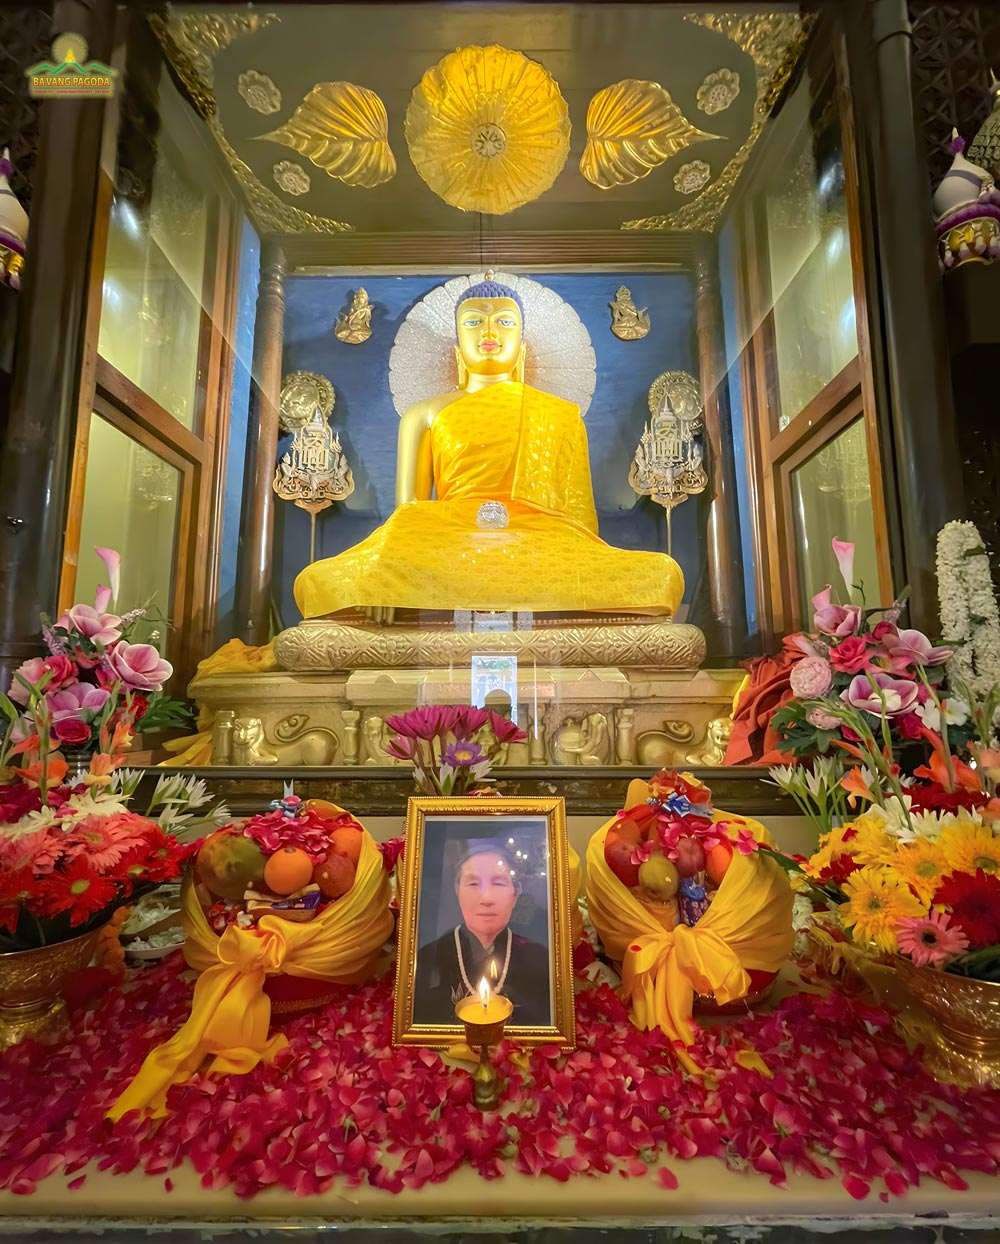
top-left (848, 814), bottom-right (897, 867)
top-left (892, 840), bottom-right (950, 905)
top-left (840, 865), bottom-right (925, 953)
top-left (939, 821), bottom-right (1000, 876)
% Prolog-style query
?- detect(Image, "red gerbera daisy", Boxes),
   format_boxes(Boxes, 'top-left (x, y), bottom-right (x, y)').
top-left (933, 869), bottom-right (1000, 949)
top-left (41, 860), bottom-right (119, 926)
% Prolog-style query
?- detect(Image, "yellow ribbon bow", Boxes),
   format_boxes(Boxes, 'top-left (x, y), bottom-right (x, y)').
top-left (109, 830), bottom-right (393, 1120)
top-left (585, 811), bottom-right (794, 1069)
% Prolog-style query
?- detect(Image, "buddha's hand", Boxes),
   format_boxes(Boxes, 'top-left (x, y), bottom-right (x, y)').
top-left (363, 605), bottom-right (396, 625)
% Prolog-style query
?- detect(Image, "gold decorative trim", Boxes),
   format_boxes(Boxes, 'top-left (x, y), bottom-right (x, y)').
top-left (148, 12), bottom-right (353, 236)
top-left (273, 618), bottom-right (706, 672)
top-left (622, 11), bottom-right (814, 233)
top-left (392, 797), bottom-right (576, 1049)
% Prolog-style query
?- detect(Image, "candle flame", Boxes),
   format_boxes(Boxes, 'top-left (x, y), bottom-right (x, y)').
top-left (479, 976), bottom-right (490, 1009)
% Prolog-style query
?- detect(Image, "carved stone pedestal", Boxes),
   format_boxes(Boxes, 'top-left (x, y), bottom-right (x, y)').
top-left (189, 664), bottom-right (744, 770)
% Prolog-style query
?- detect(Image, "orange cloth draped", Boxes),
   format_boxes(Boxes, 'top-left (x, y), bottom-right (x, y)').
top-left (159, 640), bottom-right (278, 767)
top-left (109, 830), bottom-right (393, 1120)
top-left (724, 636), bottom-right (805, 766)
top-left (585, 813), bottom-right (794, 1064)
top-left (293, 382), bottom-right (683, 617)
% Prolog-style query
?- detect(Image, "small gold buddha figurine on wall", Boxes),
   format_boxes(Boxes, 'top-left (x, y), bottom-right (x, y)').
top-left (294, 275), bottom-right (683, 621)
top-left (335, 287), bottom-right (373, 344)
top-left (609, 285), bottom-right (650, 341)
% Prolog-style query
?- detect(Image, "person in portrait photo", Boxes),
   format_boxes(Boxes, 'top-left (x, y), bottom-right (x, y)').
top-left (412, 839), bottom-right (552, 1027)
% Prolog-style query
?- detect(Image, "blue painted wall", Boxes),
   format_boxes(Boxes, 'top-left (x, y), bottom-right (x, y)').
top-left (271, 271), bottom-right (709, 627)
top-left (215, 218), bottom-right (259, 644)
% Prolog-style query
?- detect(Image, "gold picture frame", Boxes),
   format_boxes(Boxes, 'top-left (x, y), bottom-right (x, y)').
top-left (392, 796), bottom-right (576, 1049)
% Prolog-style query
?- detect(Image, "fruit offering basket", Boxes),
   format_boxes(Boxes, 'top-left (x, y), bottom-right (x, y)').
top-left (585, 771), bottom-right (795, 1068)
top-left (109, 796), bottom-right (394, 1120)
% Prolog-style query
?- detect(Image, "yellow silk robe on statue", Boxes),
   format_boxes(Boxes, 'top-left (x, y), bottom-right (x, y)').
top-left (294, 381), bottom-right (684, 617)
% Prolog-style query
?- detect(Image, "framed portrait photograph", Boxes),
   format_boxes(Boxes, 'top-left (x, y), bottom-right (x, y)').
top-left (393, 797), bottom-right (576, 1048)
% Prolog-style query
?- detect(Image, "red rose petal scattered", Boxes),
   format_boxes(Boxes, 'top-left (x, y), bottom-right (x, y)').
top-left (0, 957), bottom-right (998, 1203)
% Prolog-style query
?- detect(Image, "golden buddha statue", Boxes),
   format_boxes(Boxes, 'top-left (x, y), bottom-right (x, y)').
top-left (293, 277), bottom-right (684, 621)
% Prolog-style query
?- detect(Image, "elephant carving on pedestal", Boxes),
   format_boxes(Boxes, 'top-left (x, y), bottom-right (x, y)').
top-left (549, 712), bottom-right (611, 765)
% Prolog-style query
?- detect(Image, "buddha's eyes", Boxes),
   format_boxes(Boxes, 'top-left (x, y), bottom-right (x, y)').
top-left (462, 316), bottom-right (483, 327)
top-left (496, 316), bottom-right (516, 327)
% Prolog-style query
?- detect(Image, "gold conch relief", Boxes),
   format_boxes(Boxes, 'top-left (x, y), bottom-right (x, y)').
top-left (257, 81), bottom-right (396, 189)
top-left (580, 79), bottom-right (718, 190)
top-left (405, 44), bottom-right (571, 215)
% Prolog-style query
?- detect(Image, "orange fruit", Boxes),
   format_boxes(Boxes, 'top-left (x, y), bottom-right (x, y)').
top-left (196, 828), bottom-right (267, 901)
top-left (329, 824), bottom-right (363, 866)
top-left (313, 849), bottom-right (356, 899)
top-left (705, 839), bottom-right (734, 887)
top-left (263, 846), bottom-right (314, 895)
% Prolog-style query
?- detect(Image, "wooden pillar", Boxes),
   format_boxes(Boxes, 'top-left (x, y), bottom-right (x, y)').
top-left (692, 236), bottom-right (747, 662)
top-left (234, 238), bottom-right (286, 646)
top-left (860, 0), bottom-right (966, 631)
top-left (0, 0), bottom-right (114, 690)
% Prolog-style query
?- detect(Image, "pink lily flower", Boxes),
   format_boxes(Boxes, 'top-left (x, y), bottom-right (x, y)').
top-left (841, 670), bottom-right (919, 717)
top-left (831, 538), bottom-right (855, 597)
top-left (55, 603), bottom-right (122, 646)
top-left (883, 628), bottom-right (951, 669)
top-left (45, 681), bottom-right (111, 723)
top-left (94, 546), bottom-right (121, 607)
top-left (812, 587), bottom-right (864, 638)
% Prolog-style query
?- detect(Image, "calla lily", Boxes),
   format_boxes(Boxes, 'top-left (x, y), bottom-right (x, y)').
top-left (94, 585), bottom-right (112, 613)
top-left (94, 546), bottom-right (121, 608)
top-left (831, 538), bottom-right (855, 597)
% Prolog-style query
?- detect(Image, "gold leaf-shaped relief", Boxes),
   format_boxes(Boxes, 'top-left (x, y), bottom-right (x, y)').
top-left (257, 82), bottom-right (396, 189)
top-left (405, 44), bottom-right (571, 215)
top-left (581, 79), bottom-right (719, 190)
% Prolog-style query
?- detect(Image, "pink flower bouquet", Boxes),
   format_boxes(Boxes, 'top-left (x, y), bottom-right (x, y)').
top-left (0, 547), bottom-right (188, 779)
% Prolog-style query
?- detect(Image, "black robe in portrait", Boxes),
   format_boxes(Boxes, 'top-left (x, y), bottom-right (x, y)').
top-left (413, 923), bottom-right (551, 1027)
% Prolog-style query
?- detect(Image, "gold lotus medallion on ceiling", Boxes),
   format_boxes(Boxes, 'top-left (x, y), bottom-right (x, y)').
top-left (405, 44), bottom-right (571, 216)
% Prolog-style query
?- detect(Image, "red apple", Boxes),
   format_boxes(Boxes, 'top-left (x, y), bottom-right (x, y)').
top-left (705, 838), bottom-right (734, 886)
top-left (313, 849), bottom-right (356, 899)
top-left (673, 835), bottom-right (706, 878)
top-left (604, 830), bottom-right (641, 887)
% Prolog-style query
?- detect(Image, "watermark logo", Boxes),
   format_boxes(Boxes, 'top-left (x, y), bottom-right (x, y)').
top-left (26, 33), bottom-right (116, 98)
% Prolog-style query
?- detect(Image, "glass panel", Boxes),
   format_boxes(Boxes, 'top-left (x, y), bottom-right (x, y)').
top-left (75, 416), bottom-right (182, 654)
top-left (791, 419), bottom-right (879, 620)
top-left (98, 103), bottom-right (209, 428)
top-left (763, 82), bottom-right (857, 426)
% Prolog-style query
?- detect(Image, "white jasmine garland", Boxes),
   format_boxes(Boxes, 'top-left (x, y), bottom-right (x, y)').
top-left (936, 519), bottom-right (1000, 699)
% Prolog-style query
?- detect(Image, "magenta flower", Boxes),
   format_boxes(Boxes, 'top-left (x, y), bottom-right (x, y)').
top-left (55, 603), bottom-right (122, 646)
top-left (828, 636), bottom-right (872, 675)
top-left (811, 587), bottom-right (863, 638)
top-left (386, 705), bottom-right (462, 741)
top-left (896, 910), bottom-right (969, 967)
top-left (789, 656), bottom-right (833, 699)
top-left (45, 682), bottom-right (111, 724)
top-left (831, 538), bottom-right (855, 596)
top-left (385, 734), bottom-right (416, 762)
top-left (107, 641), bottom-right (173, 691)
top-left (883, 628), bottom-right (951, 669)
top-left (841, 671), bottom-right (919, 717)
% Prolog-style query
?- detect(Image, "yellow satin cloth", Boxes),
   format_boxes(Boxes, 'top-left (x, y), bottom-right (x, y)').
top-left (109, 830), bottom-right (393, 1120)
top-left (294, 381), bottom-right (683, 617)
top-left (159, 640), bottom-right (277, 768)
top-left (585, 814), bottom-right (794, 1064)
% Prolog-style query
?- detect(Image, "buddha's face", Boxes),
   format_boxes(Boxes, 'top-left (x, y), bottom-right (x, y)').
top-left (455, 297), bottom-right (522, 376)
